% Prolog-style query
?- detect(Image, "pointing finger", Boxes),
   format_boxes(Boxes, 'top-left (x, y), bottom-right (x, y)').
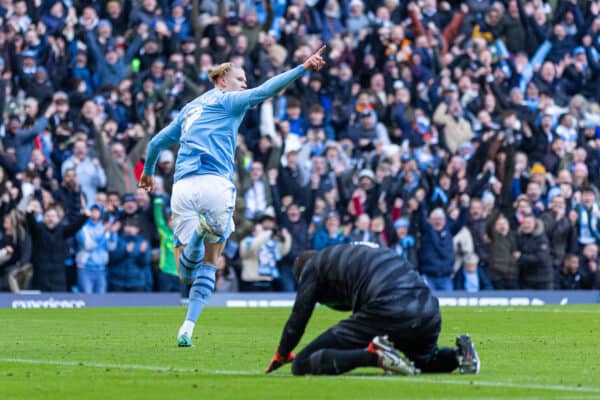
top-left (317, 45), bottom-right (327, 55)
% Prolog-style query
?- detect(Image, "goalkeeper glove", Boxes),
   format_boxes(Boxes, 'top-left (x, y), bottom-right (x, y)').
top-left (265, 350), bottom-right (295, 373)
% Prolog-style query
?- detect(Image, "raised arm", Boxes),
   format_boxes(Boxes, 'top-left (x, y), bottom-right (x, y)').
top-left (223, 65), bottom-right (306, 114)
top-left (223, 46), bottom-right (326, 115)
top-left (139, 118), bottom-right (182, 191)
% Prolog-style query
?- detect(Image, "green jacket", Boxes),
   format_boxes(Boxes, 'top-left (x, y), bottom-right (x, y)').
top-left (153, 197), bottom-right (177, 277)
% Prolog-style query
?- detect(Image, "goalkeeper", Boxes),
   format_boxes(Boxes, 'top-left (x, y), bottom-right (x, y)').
top-left (266, 243), bottom-right (480, 376)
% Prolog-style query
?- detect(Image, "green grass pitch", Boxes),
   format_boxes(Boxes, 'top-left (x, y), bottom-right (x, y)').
top-left (1, 305), bottom-right (599, 400)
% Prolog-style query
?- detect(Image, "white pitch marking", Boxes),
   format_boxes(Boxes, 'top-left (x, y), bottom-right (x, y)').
top-left (1, 357), bottom-right (599, 394)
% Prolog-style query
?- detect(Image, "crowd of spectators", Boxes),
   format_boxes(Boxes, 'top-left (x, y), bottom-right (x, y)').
top-left (2, 0), bottom-right (600, 294)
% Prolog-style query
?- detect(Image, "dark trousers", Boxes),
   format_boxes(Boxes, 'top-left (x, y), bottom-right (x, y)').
top-left (492, 278), bottom-right (520, 290)
top-left (109, 284), bottom-right (145, 292)
top-left (291, 310), bottom-right (458, 375)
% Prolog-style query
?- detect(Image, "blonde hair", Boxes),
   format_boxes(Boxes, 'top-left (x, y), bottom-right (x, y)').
top-left (208, 62), bottom-right (233, 84)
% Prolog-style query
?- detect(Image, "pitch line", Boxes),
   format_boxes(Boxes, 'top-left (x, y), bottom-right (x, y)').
top-left (1, 357), bottom-right (599, 394)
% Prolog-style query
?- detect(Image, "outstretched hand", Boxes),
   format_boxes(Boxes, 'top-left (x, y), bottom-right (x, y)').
top-left (139, 173), bottom-right (154, 192)
top-left (304, 45), bottom-right (327, 71)
top-left (265, 351), bottom-right (295, 373)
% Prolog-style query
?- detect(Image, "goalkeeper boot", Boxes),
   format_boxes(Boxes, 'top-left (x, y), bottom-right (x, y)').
top-left (368, 335), bottom-right (420, 376)
top-left (456, 334), bottom-right (480, 374)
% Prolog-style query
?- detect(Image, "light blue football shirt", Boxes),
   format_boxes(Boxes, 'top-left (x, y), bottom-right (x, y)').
top-left (143, 65), bottom-right (305, 182)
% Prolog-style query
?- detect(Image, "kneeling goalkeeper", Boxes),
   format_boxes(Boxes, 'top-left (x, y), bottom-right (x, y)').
top-left (265, 243), bottom-right (480, 376)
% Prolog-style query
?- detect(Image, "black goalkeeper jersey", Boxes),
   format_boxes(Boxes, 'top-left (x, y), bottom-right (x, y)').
top-left (277, 243), bottom-right (438, 356)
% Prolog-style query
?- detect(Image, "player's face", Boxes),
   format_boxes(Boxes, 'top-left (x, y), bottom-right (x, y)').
top-left (222, 67), bottom-right (247, 92)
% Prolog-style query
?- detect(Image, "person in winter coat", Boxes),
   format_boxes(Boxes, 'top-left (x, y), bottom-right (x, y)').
top-left (540, 195), bottom-right (577, 270)
top-left (26, 201), bottom-right (88, 292)
top-left (311, 211), bottom-right (348, 250)
top-left (240, 211), bottom-right (291, 291)
top-left (453, 253), bottom-right (493, 292)
top-left (2, 104), bottom-right (54, 172)
top-left (515, 213), bottom-right (553, 289)
top-left (554, 254), bottom-right (590, 290)
top-left (432, 100), bottom-right (473, 154)
top-left (417, 194), bottom-right (469, 291)
top-left (75, 205), bottom-right (118, 294)
top-left (108, 217), bottom-right (151, 292)
top-left (0, 210), bottom-right (32, 292)
top-left (487, 213), bottom-right (519, 289)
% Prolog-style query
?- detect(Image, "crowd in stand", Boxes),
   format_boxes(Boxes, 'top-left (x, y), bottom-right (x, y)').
top-left (1, 0), bottom-right (600, 294)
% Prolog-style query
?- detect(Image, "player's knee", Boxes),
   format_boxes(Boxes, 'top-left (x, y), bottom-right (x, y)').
top-left (291, 357), bottom-right (308, 376)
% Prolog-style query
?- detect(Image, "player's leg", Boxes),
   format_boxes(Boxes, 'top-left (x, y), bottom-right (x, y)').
top-left (291, 314), bottom-right (418, 376)
top-left (171, 179), bottom-right (206, 286)
top-left (291, 328), bottom-right (379, 375)
top-left (396, 312), bottom-right (478, 374)
top-left (177, 176), bottom-right (236, 347)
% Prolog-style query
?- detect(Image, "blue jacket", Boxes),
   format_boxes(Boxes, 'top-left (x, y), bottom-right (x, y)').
top-left (108, 234), bottom-right (150, 288)
top-left (76, 220), bottom-right (116, 271)
top-left (312, 228), bottom-right (346, 250)
top-left (453, 266), bottom-right (494, 291)
top-left (417, 206), bottom-right (467, 278)
top-left (86, 30), bottom-right (143, 87)
top-left (2, 117), bottom-right (49, 171)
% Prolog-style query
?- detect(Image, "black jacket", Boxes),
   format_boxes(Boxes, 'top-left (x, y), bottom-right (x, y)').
top-left (27, 212), bottom-right (87, 292)
top-left (516, 220), bottom-right (553, 287)
top-left (276, 244), bottom-right (437, 356)
top-left (540, 211), bottom-right (577, 269)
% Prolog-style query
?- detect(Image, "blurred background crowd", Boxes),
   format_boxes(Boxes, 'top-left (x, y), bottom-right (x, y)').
top-left (1, 0), bottom-right (600, 294)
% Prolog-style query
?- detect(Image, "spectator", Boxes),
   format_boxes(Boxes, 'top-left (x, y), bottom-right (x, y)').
top-left (540, 195), bottom-right (577, 270)
top-left (417, 194), bottom-right (469, 291)
top-left (487, 213), bottom-right (519, 289)
top-left (311, 211), bottom-right (348, 250)
top-left (240, 208), bottom-right (291, 291)
top-left (152, 195), bottom-right (180, 292)
top-left (61, 140), bottom-right (107, 204)
top-left (26, 200), bottom-right (88, 292)
top-left (572, 186), bottom-right (600, 248)
top-left (515, 213), bottom-right (553, 289)
top-left (389, 217), bottom-right (417, 267)
top-left (581, 244), bottom-right (600, 289)
top-left (108, 216), bottom-right (151, 292)
top-left (554, 253), bottom-right (589, 290)
top-left (75, 205), bottom-right (117, 294)
top-left (453, 253), bottom-right (494, 292)
top-left (0, 210), bottom-right (32, 292)
top-left (3, 104), bottom-right (54, 172)
top-left (215, 255), bottom-right (239, 293)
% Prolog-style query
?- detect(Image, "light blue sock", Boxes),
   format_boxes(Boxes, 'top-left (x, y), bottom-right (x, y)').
top-left (185, 264), bottom-right (216, 323)
top-left (178, 229), bottom-right (205, 281)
